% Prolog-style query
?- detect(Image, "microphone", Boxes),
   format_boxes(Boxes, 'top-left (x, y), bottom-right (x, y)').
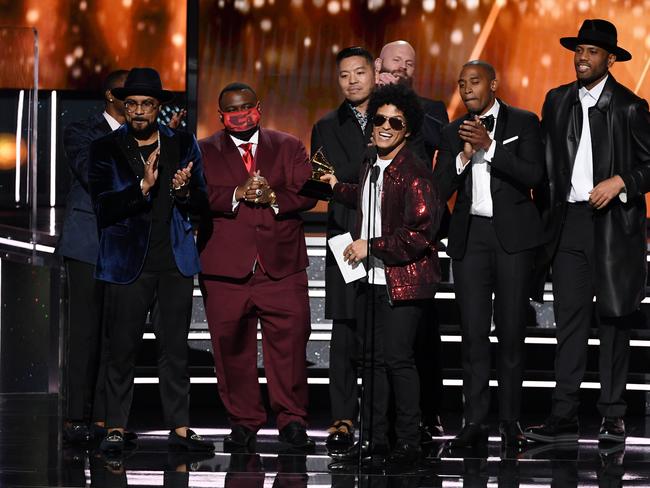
top-left (370, 165), bottom-right (380, 184)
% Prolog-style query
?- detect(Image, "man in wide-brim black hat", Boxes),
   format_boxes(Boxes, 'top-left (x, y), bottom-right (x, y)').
top-left (525, 20), bottom-right (650, 447)
top-left (88, 67), bottom-right (214, 454)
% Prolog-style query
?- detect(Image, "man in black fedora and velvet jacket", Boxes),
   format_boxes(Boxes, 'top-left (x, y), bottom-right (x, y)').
top-left (434, 60), bottom-right (544, 451)
top-left (525, 19), bottom-right (650, 446)
top-left (89, 67), bottom-right (213, 453)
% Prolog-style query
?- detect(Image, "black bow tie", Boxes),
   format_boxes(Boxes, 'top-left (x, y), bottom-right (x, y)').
top-left (480, 114), bottom-right (495, 132)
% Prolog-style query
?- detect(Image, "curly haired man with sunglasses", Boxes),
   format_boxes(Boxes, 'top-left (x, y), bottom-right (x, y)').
top-left (321, 83), bottom-right (442, 466)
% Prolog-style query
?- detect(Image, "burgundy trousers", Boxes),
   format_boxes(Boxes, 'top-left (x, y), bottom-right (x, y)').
top-left (201, 267), bottom-right (311, 431)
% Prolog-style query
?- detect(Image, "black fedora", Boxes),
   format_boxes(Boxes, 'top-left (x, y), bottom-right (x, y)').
top-left (560, 19), bottom-right (632, 62)
top-left (112, 67), bottom-right (175, 103)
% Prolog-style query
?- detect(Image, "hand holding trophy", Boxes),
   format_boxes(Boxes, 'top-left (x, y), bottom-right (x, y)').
top-left (299, 147), bottom-right (336, 200)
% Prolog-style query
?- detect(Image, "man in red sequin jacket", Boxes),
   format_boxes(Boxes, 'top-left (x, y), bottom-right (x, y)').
top-left (321, 83), bottom-right (442, 466)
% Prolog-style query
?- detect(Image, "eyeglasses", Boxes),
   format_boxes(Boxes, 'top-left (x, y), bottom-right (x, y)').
top-left (124, 99), bottom-right (159, 113)
top-left (372, 114), bottom-right (406, 131)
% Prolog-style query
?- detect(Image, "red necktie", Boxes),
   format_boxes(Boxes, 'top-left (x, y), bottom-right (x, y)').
top-left (239, 143), bottom-right (255, 174)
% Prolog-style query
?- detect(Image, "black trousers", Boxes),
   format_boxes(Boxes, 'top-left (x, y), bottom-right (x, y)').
top-left (358, 283), bottom-right (422, 445)
top-left (63, 258), bottom-right (106, 422)
top-left (328, 319), bottom-right (359, 421)
top-left (453, 216), bottom-right (533, 423)
top-left (551, 203), bottom-right (632, 419)
top-left (103, 269), bottom-right (193, 428)
top-left (415, 305), bottom-right (443, 422)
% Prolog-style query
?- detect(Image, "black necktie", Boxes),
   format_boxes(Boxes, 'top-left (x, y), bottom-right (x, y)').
top-left (480, 114), bottom-right (495, 132)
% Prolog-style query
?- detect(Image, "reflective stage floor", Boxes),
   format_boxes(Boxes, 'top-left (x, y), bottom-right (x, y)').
top-left (2, 395), bottom-right (650, 487)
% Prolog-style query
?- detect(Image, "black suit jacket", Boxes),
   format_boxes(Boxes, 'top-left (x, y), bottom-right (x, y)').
top-left (311, 102), bottom-right (371, 319)
top-left (57, 113), bottom-right (114, 264)
top-left (434, 100), bottom-right (544, 260)
top-left (407, 96), bottom-right (449, 166)
top-left (535, 75), bottom-right (650, 316)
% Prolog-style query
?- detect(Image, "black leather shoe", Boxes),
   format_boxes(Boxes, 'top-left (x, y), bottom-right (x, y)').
top-left (278, 421), bottom-right (315, 450)
top-left (446, 423), bottom-right (489, 448)
top-left (91, 425), bottom-right (138, 443)
top-left (100, 430), bottom-right (124, 452)
top-left (598, 417), bottom-right (625, 444)
top-left (224, 425), bottom-right (256, 452)
top-left (499, 421), bottom-right (527, 450)
top-left (326, 421), bottom-right (354, 453)
top-left (387, 440), bottom-right (421, 466)
top-left (63, 422), bottom-right (91, 444)
top-left (329, 440), bottom-right (389, 463)
top-left (524, 415), bottom-right (579, 443)
top-left (168, 429), bottom-right (215, 452)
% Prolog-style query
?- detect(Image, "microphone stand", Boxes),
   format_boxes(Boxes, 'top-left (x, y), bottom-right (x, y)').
top-left (357, 154), bottom-right (379, 472)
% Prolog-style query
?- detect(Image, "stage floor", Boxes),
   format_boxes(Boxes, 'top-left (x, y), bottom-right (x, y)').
top-left (2, 395), bottom-right (649, 487)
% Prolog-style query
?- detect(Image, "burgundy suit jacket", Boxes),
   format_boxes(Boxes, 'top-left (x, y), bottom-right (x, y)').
top-left (198, 128), bottom-right (317, 279)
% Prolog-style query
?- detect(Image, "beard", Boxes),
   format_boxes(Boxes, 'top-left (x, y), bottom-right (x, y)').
top-left (128, 118), bottom-right (158, 140)
top-left (380, 66), bottom-right (413, 87)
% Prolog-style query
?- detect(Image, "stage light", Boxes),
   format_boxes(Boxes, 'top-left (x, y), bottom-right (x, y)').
top-left (422, 0), bottom-right (435, 12)
top-left (0, 134), bottom-right (25, 171)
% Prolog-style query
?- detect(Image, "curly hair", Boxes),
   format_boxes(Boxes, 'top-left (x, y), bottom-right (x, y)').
top-left (367, 83), bottom-right (424, 138)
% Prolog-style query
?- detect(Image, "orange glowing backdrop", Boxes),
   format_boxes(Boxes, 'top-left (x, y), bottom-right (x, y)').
top-left (196, 0), bottom-right (650, 142)
top-left (0, 0), bottom-right (186, 90)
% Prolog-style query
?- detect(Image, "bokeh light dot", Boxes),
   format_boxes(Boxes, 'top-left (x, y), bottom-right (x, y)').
top-left (26, 9), bottom-right (40, 23)
top-left (327, 0), bottom-right (341, 14)
top-left (423, 0), bottom-right (435, 12)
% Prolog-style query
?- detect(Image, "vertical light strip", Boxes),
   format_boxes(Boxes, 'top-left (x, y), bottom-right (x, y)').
top-left (446, 0), bottom-right (504, 118)
top-left (15, 90), bottom-right (25, 204)
top-left (49, 207), bottom-right (56, 236)
top-left (49, 91), bottom-right (57, 207)
top-left (634, 57), bottom-right (650, 95)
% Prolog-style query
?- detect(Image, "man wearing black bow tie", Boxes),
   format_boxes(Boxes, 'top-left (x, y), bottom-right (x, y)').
top-left (433, 60), bottom-right (544, 449)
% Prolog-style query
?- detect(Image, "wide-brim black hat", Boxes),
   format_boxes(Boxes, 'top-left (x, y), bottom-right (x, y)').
top-left (112, 67), bottom-right (175, 103)
top-left (560, 19), bottom-right (632, 62)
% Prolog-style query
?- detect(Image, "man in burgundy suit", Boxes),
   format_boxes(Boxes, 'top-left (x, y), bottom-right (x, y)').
top-left (198, 82), bottom-right (317, 451)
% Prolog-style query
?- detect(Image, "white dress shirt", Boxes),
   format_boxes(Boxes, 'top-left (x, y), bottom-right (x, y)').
top-left (455, 100), bottom-right (500, 217)
top-left (360, 157), bottom-right (392, 285)
top-left (103, 111), bottom-right (122, 131)
top-left (230, 131), bottom-right (260, 211)
top-left (568, 75), bottom-right (608, 203)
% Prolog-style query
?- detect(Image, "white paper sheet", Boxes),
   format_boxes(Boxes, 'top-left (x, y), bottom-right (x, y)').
top-left (327, 232), bottom-right (367, 284)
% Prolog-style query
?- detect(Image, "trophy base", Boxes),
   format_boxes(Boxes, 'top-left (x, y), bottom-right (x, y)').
top-left (299, 179), bottom-right (333, 201)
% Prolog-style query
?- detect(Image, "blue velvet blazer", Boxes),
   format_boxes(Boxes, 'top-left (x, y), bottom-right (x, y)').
top-left (88, 124), bottom-right (207, 284)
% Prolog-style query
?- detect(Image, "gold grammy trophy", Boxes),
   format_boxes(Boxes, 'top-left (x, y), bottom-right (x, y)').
top-left (299, 147), bottom-right (335, 200)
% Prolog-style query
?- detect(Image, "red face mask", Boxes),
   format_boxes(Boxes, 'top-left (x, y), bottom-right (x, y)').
top-left (220, 105), bottom-right (261, 132)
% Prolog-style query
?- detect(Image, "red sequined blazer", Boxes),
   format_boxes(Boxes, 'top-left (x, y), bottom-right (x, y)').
top-left (333, 146), bottom-right (442, 302)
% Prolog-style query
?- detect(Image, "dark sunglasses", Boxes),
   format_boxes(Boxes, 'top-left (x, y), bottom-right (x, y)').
top-left (372, 115), bottom-right (406, 131)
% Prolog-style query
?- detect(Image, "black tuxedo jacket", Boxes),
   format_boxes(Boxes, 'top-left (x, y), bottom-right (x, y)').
top-left (434, 100), bottom-right (544, 260)
top-left (412, 96), bottom-right (449, 164)
top-left (57, 113), bottom-right (113, 264)
top-left (311, 102), bottom-right (371, 319)
top-left (535, 75), bottom-right (650, 316)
